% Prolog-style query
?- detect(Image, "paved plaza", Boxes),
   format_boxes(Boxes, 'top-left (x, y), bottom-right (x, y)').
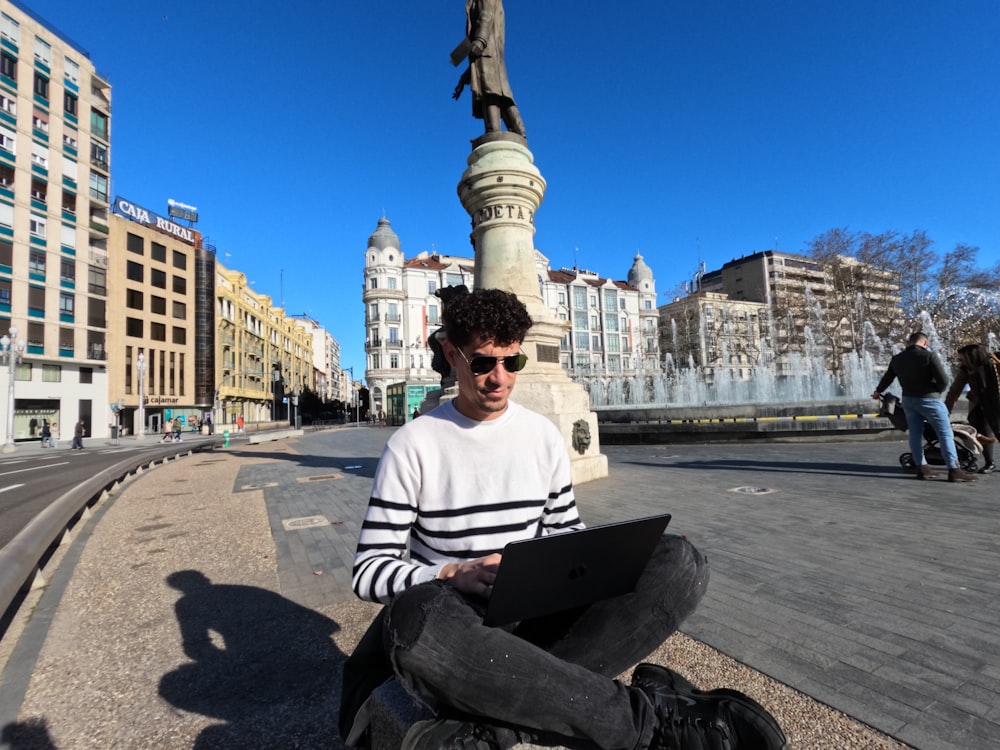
top-left (1, 425), bottom-right (998, 749)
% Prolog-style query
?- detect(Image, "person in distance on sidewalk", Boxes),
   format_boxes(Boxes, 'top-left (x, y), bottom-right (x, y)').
top-left (873, 331), bottom-right (977, 483)
top-left (339, 288), bottom-right (788, 750)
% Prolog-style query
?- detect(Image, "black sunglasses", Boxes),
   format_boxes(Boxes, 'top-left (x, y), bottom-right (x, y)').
top-left (456, 348), bottom-right (529, 376)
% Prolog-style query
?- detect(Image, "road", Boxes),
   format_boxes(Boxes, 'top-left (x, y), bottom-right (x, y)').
top-left (0, 434), bottom-right (219, 550)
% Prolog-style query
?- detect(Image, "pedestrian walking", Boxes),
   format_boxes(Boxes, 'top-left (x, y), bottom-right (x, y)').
top-left (71, 419), bottom-right (86, 450)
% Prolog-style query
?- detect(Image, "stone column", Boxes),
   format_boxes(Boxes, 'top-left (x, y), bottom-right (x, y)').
top-left (458, 133), bottom-right (608, 483)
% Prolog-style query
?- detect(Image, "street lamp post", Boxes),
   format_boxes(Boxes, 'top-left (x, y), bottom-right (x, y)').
top-left (0, 326), bottom-right (25, 453)
top-left (271, 366), bottom-right (282, 422)
top-left (136, 351), bottom-right (146, 440)
top-left (292, 386), bottom-right (301, 429)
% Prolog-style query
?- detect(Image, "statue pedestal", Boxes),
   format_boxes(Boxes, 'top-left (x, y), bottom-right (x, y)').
top-left (457, 133), bottom-right (608, 484)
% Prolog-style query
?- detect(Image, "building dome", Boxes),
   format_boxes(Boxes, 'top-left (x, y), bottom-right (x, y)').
top-left (368, 217), bottom-right (401, 253)
top-left (627, 253), bottom-right (653, 286)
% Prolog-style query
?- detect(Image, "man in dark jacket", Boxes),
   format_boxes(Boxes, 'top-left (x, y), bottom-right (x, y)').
top-left (872, 331), bottom-right (976, 482)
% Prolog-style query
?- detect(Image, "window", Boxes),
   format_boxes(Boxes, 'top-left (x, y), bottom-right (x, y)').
top-left (151, 268), bottom-right (166, 288)
top-left (90, 110), bottom-right (108, 140)
top-left (32, 108), bottom-right (48, 133)
top-left (91, 141), bottom-right (107, 169)
top-left (43, 364), bottom-right (62, 382)
top-left (446, 273), bottom-right (463, 287)
top-left (387, 277), bottom-right (397, 290)
top-left (0, 241), bottom-right (11, 267)
top-left (171, 250), bottom-right (187, 270)
top-left (0, 93), bottom-right (13, 116)
top-left (63, 127), bottom-right (77, 150)
top-left (80, 367), bottom-right (93, 384)
top-left (64, 57), bottom-right (80, 86)
top-left (33, 73), bottom-right (48, 100)
top-left (30, 141), bottom-right (48, 169)
top-left (172, 326), bottom-right (186, 344)
top-left (0, 202), bottom-right (13, 229)
top-left (0, 164), bottom-right (11, 188)
top-left (428, 304), bottom-right (439, 324)
top-left (428, 280), bottom-right (437, 295)
top-left (126, 261), bottom-right (143, 282)
top-left (88, 267), bottom-right (106, 295)
top-left (28, 215), bottom-right (48, 240)
top-left (28, 285), bottom-right (45, 316)
top-left (0, 52), bottom-right (14, 81)
top-left (369, 277), bottom-right (378, 290)
top-left (29, 250), bottom-right (45, 276)
top-left (172, 300), bottom-right (186, 318)
top-left (390, 353), bottom-right (399, 369)
top-left (31, 178), bottom-right (46, 202)
top-left (126, 317), bottom-right (143, 337)
top-left (62, 190), bottom-right (75, 214)
top-left (15, 363), bottom-right (31, 381)
top-left (150, 295), bottom-right (166, 314)
top-left (150, 322), bottom-right (166, 341)
top-left (61, 258), bottom-right (75, 284)
top-left (34, 37), bottom-right (51, 66)
top-left (172, 275), bottom-right (186, 294)
top-left (126, 289), bottom-right (143, 310)
top-left (126, 232), bottom-right (144, 255)
top-left (1, 14), bottom-right (19, 45)
top-left (0, 126), bottom-right (13, 153)
top-left (87, 297), bottom-right (105, 327)
top-left (89, 172), bottom-right (107, 202)
top-left (0, 279), bottom-right (10, 306)
top-left (151, 242), bottom-right (166, 262)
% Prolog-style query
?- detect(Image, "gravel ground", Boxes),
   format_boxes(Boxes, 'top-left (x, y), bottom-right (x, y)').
top-left (7, 447), bottom-right (911, 749)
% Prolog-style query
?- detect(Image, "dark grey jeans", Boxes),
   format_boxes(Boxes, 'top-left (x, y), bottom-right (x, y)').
top-left (355, 534), bottom-right (708, 749)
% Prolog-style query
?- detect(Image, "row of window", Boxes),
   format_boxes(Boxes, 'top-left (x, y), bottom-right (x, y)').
top-left (0, 316), bottom-right (99, 355)
top-left (126, 232), bottom-right (187, 268)
top-left (125, 317), bottom-right (187, 345)
top-left (125, 289), bottom-right (186, 318)
top-left (125, 261), bottom-right (189, 294)
top-left (11, 361), bottom-right (87, 382)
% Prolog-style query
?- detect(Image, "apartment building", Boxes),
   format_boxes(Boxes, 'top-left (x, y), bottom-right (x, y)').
top-left (215, 262), bottom-right (313, 428)
top-left (362, 217), bottom-right (658, 417)
top-left (107, 196), bottom-right (214, 436)
top-left (0, 2), bottom-right (111, 442)
top-left (291, 314), bottom-right (341, 403)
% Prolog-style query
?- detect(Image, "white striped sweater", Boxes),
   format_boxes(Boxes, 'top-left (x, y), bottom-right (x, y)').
top-left (352, 399), bottom-right (582, 604)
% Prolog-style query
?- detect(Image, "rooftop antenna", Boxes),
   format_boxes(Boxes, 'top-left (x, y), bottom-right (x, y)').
top-left (280, 269), bottom-right (284, 307)
top-left (573, 247), bottom-right (579, 272)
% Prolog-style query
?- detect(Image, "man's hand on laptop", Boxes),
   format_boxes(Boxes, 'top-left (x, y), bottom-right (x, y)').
top-left (439, 554), bottom-right (502, 597)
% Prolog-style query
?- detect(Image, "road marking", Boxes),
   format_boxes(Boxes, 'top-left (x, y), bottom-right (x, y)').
top-left (0, 462), bottom-right (70, 477)
top-left (0, 483), bottom-right (24, 494)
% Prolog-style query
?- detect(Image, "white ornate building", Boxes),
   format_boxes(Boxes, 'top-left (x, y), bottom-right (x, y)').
top-left (362, 217), bottom-right (659, 419)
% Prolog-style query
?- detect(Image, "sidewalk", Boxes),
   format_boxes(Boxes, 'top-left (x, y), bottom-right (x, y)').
top-left (2, 426), bottom-right (998, 749)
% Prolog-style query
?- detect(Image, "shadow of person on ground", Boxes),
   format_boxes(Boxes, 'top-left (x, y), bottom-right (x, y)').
top-left (0, 717), bottom-right (58, 750)
top-left (159, 570), bottom-right (347, 749)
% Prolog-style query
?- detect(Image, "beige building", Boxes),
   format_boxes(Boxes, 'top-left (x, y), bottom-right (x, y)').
top-left (0, 3), bottom-right (112, 442)
top-left (215, 262), bottom-right (313, 429)
top-left (658, 291), bottom-right (770, 380)
top-left (108, 197), bottom-right (210, 437)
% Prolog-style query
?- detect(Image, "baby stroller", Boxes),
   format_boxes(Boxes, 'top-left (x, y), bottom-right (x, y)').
top-left (879, 393), bottom-right (982, 472)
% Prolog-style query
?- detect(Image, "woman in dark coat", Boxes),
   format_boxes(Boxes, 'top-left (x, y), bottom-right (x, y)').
top-left (946, 344), bottom-right (1000, 473)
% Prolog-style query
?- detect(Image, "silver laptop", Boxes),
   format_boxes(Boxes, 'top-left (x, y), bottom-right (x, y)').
top-left (483, 513), bottom-right (672, 626)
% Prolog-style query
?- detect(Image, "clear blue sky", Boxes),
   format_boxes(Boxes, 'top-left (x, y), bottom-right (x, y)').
top-left (22, 0), bottom-right (1000, 379)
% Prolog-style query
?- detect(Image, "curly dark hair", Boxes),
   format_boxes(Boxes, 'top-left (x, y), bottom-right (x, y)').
top-left (443, 288), bottom-right (533, 349)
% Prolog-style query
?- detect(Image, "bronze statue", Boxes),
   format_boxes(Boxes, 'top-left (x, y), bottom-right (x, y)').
top-left (452, 0), bottom-right (526, 138)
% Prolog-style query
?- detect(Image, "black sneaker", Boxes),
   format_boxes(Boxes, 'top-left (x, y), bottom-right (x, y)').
top-left (632, 663), bottom-right (789, 750)
top-left (401, 718), bottom-right (521, 750)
